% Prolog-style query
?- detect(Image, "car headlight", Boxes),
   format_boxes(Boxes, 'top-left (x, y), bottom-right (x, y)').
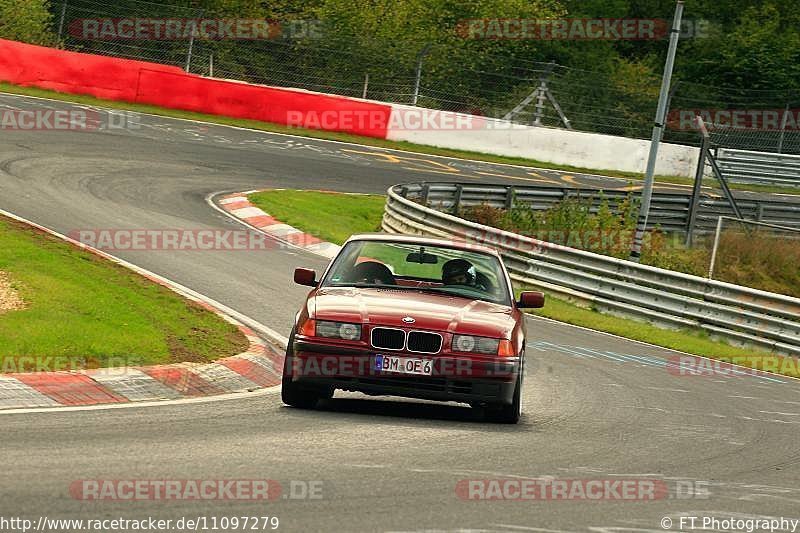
top-left (452, 335), bottom-right (500, 354)
top-left (452, 335), bottom-right (516, 356)
top-left (316, 320), bottom-right (362, 341)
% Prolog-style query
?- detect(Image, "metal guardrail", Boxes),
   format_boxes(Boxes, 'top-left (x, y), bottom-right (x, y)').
top-left (716, 148), bottom-right (800, 187)
top-left (382, 183), bottom-right (800, 356)
top-left (398, 182), bottom-right (800, 237)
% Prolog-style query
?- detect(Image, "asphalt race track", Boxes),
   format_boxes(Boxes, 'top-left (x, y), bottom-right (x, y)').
top-left (1, 93), bottom-right (799, 533)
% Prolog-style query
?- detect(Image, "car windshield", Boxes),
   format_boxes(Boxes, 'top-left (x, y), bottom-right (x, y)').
top-left (322, 240), bottom-right (511, 305)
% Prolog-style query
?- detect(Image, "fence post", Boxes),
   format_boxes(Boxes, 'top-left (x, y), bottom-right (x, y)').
top-left (544, 86), bottom-right (572, 129)
top-left (707, 150), bottom-right (744, 220)
top-left (185, 10), bottom-right (203, 72)
top-left (685, 116), bottom-right (709, 246)
top-left (532, 63), bottom-right (556, 126)
top-left (420, 184), bottom-right (430, 204)
top-left (453, 184), bottom-right (463, 213)
top-left (708, 216), bottom-right (724, 279)
top-left (505, 186), bottom-right (515, 209)
top-left (57, 0), bottom-right (68, 40)
top-left (533, 79), bottom-right (547, 126)
top-left (778, 103), bottom-right (790, 153)
top-left (362, 73), bottom-right (369, 99)
top-left (412, 44), bottom-right (432, 106)
top-left (209, 54), bottom-right (214, 77)
top-left (185, 32), bottom-right (196, 72)
top-left (629, 0), bottom-right (683, 262)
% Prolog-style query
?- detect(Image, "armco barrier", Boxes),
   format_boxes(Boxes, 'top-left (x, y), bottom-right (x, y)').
top-left (0, 39), bottom-right (391, 138)
top-left (403, 182), bottom-right (800, 235)
top-left (382, 183), bottom-right (800, 356)
top-left (716, 148), bottom-right (800, 187)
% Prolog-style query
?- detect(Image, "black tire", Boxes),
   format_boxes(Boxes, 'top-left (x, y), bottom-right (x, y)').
top-left (485, 372), bottom-right (522, 424)
top-left (281, 333), bottom-right (320, 409)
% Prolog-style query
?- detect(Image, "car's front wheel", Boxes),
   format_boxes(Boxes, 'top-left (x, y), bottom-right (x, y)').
top-left (281, 332), bottom-right (321, 409)
top-left (485, 370), bottom-right (522, 424)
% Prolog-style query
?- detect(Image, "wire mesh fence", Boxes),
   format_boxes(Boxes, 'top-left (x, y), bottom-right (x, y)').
top-left (55, 0), bottom-right (200, 66)
top-left (52, 0), bottom-right (800, 154)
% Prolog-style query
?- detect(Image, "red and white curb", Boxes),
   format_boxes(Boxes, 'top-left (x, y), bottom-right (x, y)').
top-left (0, 208), bottom-right (287, 411)
top-left (217, 191), bottom-right (341, 259)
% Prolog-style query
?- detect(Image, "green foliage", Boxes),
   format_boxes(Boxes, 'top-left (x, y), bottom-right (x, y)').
top-left (312, 0), bottom-right (565, 106)
top-left (461, 192), bottom-right (643, 258)
top-left (0, 0), bottom-right (56, 45)
top-left (678, 2), bottom-right (800, 95)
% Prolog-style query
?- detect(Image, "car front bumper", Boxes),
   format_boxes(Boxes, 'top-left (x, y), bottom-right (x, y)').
top-left (287, 339), bottom-right (520, 405)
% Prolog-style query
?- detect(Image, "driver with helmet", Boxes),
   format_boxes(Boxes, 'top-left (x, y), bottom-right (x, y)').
top-left (441, 259), bottom-right (489, 291)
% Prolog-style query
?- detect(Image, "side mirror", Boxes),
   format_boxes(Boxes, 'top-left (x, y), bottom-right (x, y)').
top-left (294, 267), bottom-right (317, 287)
top-left (517, 291), bottom-right (545, 309)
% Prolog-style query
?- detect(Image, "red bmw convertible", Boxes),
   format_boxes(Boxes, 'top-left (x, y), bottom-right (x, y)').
top-left (282, 234), bottom-right (544, 423)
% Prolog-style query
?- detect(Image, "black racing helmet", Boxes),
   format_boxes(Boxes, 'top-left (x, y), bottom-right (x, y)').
top-left (350, 261), bottom-right (395, 285)
top-left (442, 258), bottom-right (477, 286)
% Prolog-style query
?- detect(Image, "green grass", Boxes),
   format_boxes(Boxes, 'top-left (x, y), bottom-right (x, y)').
top-left (2, 82), bottom-right (795, 196)
top-left (247, 189), bottom-right (790, 369)
top-left (0, 216), bottom-right (248, 370)
top-left (645, 230), bottom-right (800, 298)
top-left (249, 189), bottom-right (386, 245)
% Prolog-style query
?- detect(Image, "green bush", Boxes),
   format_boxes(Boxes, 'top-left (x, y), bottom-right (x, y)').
top-left (0, 0), bottom-right (57, 45)
top-left (460, 192), bottom-right (643, 258)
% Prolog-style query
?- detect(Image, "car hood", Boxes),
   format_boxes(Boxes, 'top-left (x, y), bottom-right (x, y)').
top-left (311, 287), bottom-right (517, 338)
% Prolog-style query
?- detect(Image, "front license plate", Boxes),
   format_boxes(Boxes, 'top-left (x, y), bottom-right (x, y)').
top-left (375, 354), bottom-right (433, 376)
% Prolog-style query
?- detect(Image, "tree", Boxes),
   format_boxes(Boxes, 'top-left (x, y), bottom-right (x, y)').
top-left (0, 0), bottom-right (56, 45)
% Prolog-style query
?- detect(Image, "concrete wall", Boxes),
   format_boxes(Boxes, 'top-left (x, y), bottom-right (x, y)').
top-left (386, 104), bottom-right (700, 177)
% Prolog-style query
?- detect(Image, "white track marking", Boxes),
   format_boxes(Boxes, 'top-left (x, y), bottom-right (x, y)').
top-left (526, 314), bottom-right (800, 384)
top-left (0, 386), bottom-right (280, 415)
